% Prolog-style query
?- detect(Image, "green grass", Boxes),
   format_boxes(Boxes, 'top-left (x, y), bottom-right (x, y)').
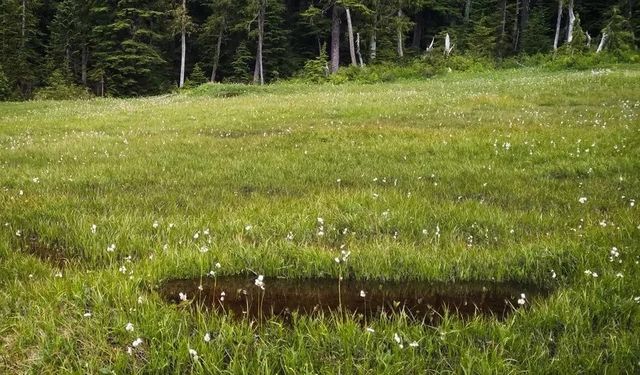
top-left (1, 67), bottom-right (639, 373)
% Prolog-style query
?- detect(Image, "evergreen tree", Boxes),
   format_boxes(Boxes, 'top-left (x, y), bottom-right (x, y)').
top-left (230, 41), bottom-right (253, 82)
top-left (48, 0), bottom-right (94, 86)
top-left (91, 0), bottom-right (171, 96)
top-left (520, 5), bottom-right (551, 54)
top-left (603, 6), bottom-right (635, 53)
top-left (466, 16), bottom-right (497, 57)
top-left (0, 0), bottom-right (41, 97)
top-left (0, 65), bottom-right (11, 100)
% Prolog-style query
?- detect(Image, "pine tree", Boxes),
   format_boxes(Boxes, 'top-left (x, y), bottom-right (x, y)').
top-left (520, 5), bottom-right (551, 54)
top-left (48, 0), bottom-right (93, 86)
top-left (189, 63), bottom-right (207, 85)
top-left (230, 41), bottom-right (253, 82)
top-left (0, 0), bottom-right (41, 97)
top-left (0, 65), bottom-right (11, 100)
top-left (91, 0), bottom-right (171, 96)
top-left (466, 16), bottom-right (497, 57)
top-left (603, 6), bottom-right (635, 53)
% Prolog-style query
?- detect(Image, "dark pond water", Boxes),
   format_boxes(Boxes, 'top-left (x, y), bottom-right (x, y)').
top-left (18, 233), bottom-right (69, 267)
top-left (159, 276), bottom-right (545, 323)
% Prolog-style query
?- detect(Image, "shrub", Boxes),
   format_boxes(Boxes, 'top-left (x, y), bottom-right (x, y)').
top-left (34, 70), bottom-right (92, 100)
top-left (300, 45), bottom-right (330, 83)
top-left (0, 67), bottom-right (10, 101)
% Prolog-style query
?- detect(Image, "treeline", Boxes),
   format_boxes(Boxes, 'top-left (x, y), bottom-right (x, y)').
top-left (0, 0), bottom-right (637, 99)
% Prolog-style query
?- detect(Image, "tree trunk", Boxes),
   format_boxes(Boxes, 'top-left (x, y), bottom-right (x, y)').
top-left (396, 9), bottom-right (404, 57)
top-left (596, 33), bottom-right (607, 53)
top-left (425, 37), bottom-right (434, 53)
top-left (499, 0), bottom-right (507, 51)
top-left (81, 45), bottom-right (88, 85)
top-left (356, 32), bottom-right (364, 67)
top-left (100, 74), bottom-right (104, 97)
top-left (411, 13), bottom-right (423, 49)
top-left (464, 0), bottom-right (471, 24)
top-left (346, 8), bottom-right (357, 66)
top-left (518, 0), bottom-right (530, 50)
top-left (444, 33), bottom-right (454, 56)
top-left (512, 0), bottom-right (520, 51)
top-left (370, 12), bottom-right (377, 61)
top-left (21, 0), bottom-right (26, 42)
top-left (566, 0), bottom-right (575, 43)
top-left (211, 20), bottom-right (224, 82)
top-left (179, 0), bottom-right (186, 88)
top-left (253, 0), bottom-right (265, 85)
top-left (330, 5), bottom-right (341, 73)
top-left (553, 0), bottom-right (563, 50)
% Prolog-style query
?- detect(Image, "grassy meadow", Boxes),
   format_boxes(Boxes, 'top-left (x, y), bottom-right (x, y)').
top-left (0, 67), bottom-right (639, 373)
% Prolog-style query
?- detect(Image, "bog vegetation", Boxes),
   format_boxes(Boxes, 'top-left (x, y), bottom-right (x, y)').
top-left (0, 66), bottom-right (639, 373)
top-left (0, 0), bottom-right (638, 100)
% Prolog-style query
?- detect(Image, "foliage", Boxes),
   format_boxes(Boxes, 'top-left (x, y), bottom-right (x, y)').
top-left (0, 0), bottom-right (638, 98)
top-left (465, 16), bottom-right (498, 58)
top-left (520, 6), bottom-right (552, 55)
top-left (183, 63), bottom-right (208, 88)
top-left (229, 41), bottom-right (254, 83)
top-left (33, 69), bottom-right (93, 100)
top-left (603, 6), bottom-right (636, 55)
top-left (0, 67), bottom-right (11, 101)
top-left (299, 44), bottom-right (330, 83)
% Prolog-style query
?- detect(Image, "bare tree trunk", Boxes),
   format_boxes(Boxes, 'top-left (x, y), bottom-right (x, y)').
top-left (596, 33), bottom-right (607, 53)
top-left (464, 0), bottom-right (472, 24)
top-left (100, 75), bottom-right (104, 97)
top-left (425, 37), bottom-right (434, 53)
top-left (356, 32), bottom-right (364, 67)
top-left (370, 11), bottom-right (377, 61)
top-left (396, 9), bottom-right (404, 57)
top-left (585, 32), bottom-right (591, 48)
top-left (211, 20), bottom-right (224, 82)
top-left (330, 5), bottom-right (341, 73)
top-left (553, 0), bottom-right (563, 50)
top-left (566, 0), bottom-right (575, 43)
top-left (346, 8), bottom-right (357, 66)
top-left (179, 0), bottom-right (186, 88)
top-left (253, 0), bottom-right (265, 85)
top-left (444, 33), bottom-right (454, 56)
top-left (81, 45), bottom-right (87, 85)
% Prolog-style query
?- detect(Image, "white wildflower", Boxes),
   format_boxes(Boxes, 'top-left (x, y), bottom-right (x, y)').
top-left (254, 275), bottom-right (265, 290)
top-left (189, 348), bottom-right (199, 360)
top-left (517, 293), bottom-right (526, 306)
